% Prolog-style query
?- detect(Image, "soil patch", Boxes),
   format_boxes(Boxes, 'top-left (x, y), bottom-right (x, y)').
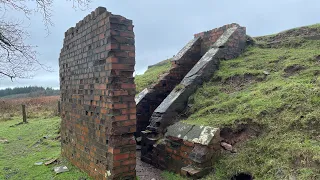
top-left (218, 73), bottom-right (265, 93)
top-left (284, 64), bottom-right (305, 77)
top-left (220, 121), bottom-right (263, 145)
top-left (136, 151), bottom-right (163, 180)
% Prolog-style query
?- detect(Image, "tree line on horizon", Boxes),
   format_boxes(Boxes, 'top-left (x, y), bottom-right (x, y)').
top-left (0, 86), bottom-right (59, 98)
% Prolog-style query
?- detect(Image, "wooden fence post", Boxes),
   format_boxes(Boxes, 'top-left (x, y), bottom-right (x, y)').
top-left (22, 104), bottom-right (27, 123)
top-left (57, 101), bottom-right (61, 116)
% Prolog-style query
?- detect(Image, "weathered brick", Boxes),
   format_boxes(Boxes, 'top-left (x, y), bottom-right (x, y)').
top-left (120, 45), bottom-right (135, 51)
top-left (127, 25), bottom-right (134, 31)
top-left (183, 141), bottom-right (195, 147)
top-left (115, 51), bottom-right (128, 57)
top-left (60, 7), bottom-right (136, 180)
top-left (107, 64), bottom-right (128, 70)
top-left (106, 57), bottom-right (118, 63)
top-left (129, 108), bottom-right (136, 114)
top-left (113, 103), bottom-right (128, 109)
top-left (121, 83), bottom-right (136, 89)
top-left (108, 147), bottom-right (121, 154)
top-left (122, 120), bottom-right (136, 126)
top-left (114, 115), bottom-right (128, 121)
top-left (129, 114), bottom-right (136, 120)
top-left (120, 31), bottom-right (134, 38)
top-left (106, 43), bottom-right (119, 50)
top-left (128, 52), bottom-right (135, 57)
top-left (121, 159), bottom-right (136, 166)
top-left (114, 153), bottom-right (129, 161)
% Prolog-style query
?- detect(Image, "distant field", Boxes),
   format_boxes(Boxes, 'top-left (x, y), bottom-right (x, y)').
top-left (0, 92), bottom-right (59, 99)
top-left (0, 96), bottom-right (60, 121)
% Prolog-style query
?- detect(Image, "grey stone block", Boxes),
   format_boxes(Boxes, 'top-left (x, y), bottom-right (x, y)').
top-left (165, 122), bottom-right (220, 146)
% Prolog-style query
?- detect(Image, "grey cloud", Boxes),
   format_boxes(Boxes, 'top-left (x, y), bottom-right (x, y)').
top-left (0, 0), bottom-right (319, 88)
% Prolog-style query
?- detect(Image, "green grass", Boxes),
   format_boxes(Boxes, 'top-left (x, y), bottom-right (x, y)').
top-left (162, 171), bottom-right (186, 180)
top-left (182, 26), bottom-right (320, 179)
top-left (132, 24), bottom-right (320, 180)
top-left (135, 59), bottom-right (172, 93)
top-left (2, 24), bottom-right (320, 180)
top-left (254, 23), bottom-right (320, 42)
top-left (0, 117), bottom-right (91, 180)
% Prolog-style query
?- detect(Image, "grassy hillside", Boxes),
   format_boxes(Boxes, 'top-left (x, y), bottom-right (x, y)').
top-left (185, 24), bottom-right (320, 179)
top-left (136, 24), bottom-right (320, 179)
top-left (135, 59), bottom-right (172, 93)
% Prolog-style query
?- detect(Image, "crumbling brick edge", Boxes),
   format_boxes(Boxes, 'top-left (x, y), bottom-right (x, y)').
top-left (59, 7), bottom-right (136, 180)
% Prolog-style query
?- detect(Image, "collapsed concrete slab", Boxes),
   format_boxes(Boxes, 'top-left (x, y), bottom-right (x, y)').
top-left (165, 122), bottom-right (220, 146)
top-left (147, 25), bottom-right (246, 133)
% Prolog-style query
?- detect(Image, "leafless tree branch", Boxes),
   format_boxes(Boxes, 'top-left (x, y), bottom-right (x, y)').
top-left (0, 0), bottom-right (91, 80)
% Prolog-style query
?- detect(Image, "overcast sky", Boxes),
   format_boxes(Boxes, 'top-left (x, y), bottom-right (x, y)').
top-left (0, 0), bottom-right (319, 89)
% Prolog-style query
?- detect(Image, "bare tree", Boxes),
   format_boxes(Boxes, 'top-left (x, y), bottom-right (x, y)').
top-left (0, 0), bottom-right (91, 80)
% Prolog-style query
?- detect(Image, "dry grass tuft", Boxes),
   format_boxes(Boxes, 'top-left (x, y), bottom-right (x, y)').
top-left (0, 96), bottom-right (60, 121)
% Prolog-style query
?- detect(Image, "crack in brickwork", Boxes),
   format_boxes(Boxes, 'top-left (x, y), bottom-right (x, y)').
top-left (59, 7), bottom-right (136, 180)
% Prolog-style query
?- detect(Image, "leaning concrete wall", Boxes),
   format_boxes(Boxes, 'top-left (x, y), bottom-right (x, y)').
top-left (135, 37), bottom-right (202, 138)
top-left (147, 24), bottom-right (246, 133)
top-left (141, 24), bottom-right (246, 177)
top-left (59, 7), bottom-right (136, 180)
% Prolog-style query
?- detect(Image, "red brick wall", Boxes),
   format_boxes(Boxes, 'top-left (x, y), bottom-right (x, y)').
top-left (151, 136), bottom-right (220, 175)
top-left (59, 7), bottom-right (136, 180)
top-left (194, 23), bottom-right (245, 55)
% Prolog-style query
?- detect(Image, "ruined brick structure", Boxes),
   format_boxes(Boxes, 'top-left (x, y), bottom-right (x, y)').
top-left (59, 7), bottom-right (136, 180)
top-left (59, 12), bottom-right (246, 179)
top-left (136, 24), bottom-right (245, 137)
top-left (135, 38), bottom-right (202, 138)
top-left (194, 23), bottom-right (244, 56)
top-left (137, 23), bottom-right (246, 178)
top-left (152, 122), bottom-right (221, 177)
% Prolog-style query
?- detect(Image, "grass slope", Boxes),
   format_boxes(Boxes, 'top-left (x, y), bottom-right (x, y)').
top-left (135, 24), bottom-right (320, 179)
top-left (0, 117), bottom-right (91, 180)
top-left (183, 24), bottom-right (320, 179)
top-left (135, 59), bottom-right (172, 93)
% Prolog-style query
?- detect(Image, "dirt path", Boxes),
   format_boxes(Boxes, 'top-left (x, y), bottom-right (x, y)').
top-left (136, 151), bottom-right (164, 180)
